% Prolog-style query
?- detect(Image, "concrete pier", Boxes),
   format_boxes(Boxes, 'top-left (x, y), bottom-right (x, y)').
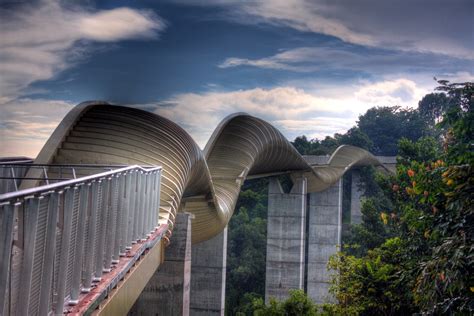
top-left (265, 177), bottom-right (307, 302)
top-left (350, 170), bottom-right (364, 224)
top-left (130, 213), bottom-right (192, 316)
top-left (306, 179), bottom-right (342, 304)
top-left (190, 228), bottom-right (227, 316)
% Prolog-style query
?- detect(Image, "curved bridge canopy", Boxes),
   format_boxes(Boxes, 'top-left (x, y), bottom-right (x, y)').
top-left (24, 102), bottom-right (384, 244)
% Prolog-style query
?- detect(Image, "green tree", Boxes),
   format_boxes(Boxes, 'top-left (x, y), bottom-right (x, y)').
top-left (293, 105), bottom-right (429, 157)
top-left (252, 289), bottom-right (318, 316)
top-left (292, 136), bottom-right (315, 155)
top-left (357, 106), bottom-right (428, 155)
top-left (418, 92), bottom-right (452, 125)
top-left (337, 127), bottom-right (373, 151)
top-left (331, 81), bottom-right (473, 315)
top-left (413, 80), bottom-right (474, 313)
top-left (226, 179), bottom-right (269, 315)
top-left (228, 81), bottom-right (473, 315)
top-left (291, 135), bottom-right (337, 155)
top-left (344, 197), bottom-right (394, 257)
top-left (327, 238), bottom-right (417, 316)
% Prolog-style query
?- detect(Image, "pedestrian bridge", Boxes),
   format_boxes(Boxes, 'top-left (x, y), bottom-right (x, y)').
top-left (0, 102), bottom-right (390, 315)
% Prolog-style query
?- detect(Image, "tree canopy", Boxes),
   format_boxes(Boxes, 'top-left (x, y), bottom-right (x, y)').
top-left (329, 81), bottom-right (473, 315)
top-left (292, 105), bottom-right (430, 156)
top-left (226, 80), bottom-right (473, 315)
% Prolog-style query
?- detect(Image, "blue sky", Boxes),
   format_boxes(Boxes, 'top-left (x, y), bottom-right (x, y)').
top-left (1, 0), bottom-right (473, 157)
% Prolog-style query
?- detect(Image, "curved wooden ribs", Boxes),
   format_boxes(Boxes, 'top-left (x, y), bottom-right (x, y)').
top-left (27, 102), bottom-right (384, 244)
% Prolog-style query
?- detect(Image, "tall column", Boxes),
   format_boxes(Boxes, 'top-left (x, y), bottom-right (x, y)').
top-left (350, 170), bottom-right (364, 225)
top-left (307, 179), bottom-right (342, 304)
top-left (130, 213), bottom-right (192, 316)
top-left (265, 177), bottom-right (307, 303)
top-left (190, 228), bottom-right (227, 316)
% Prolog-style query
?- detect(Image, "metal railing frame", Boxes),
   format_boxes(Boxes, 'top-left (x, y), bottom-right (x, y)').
top-left (0, 163), bottom-right (153, 188)
top-left (0, 165), bottom-right (162, 315)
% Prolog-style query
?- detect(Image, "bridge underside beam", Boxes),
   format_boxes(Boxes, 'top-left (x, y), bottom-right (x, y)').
top-left (130, 213), bottom-right (193, 316)
top-left (93, 239), bottom-right (165, 316)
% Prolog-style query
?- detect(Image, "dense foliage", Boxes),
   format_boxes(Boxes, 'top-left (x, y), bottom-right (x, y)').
top-left (226, 179), bottom-right (269, 315)
top-left (252, 290), bottom-right (318, 316)
top-left (358, 106), bottom-right (429, 155)
top-left (328, 81), bottom-right (473, 315)
top-left (225, 80), bottom-right (473, 315)
top-left (292, 105), bottom-right (431, 156)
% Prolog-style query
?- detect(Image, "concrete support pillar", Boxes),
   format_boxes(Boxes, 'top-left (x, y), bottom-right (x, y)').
top-left (265, 177), bottom-right (307, 303)
top-left (130, 213), bottom-right (192, 316)
top-left (350, 170), bottom-right (364, 225)
top-left (190, 228), bottom-right (227, 316)
top-left (307, 179), bottom-right (342, 304)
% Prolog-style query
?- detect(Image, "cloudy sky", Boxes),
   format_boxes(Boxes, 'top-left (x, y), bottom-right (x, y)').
top-left (1, 0), bottom-right (473, 157)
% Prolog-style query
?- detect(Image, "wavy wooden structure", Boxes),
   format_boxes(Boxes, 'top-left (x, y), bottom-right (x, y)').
top-left (24, 102), bottom-right (384, 244)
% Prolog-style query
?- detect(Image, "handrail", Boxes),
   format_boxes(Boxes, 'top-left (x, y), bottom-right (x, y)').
top-left (0, 163), bottom-right (154, 168)
top-left (0, 158), bottom-right (33, 164)
top-left (0, 160), bottom-right (33, 164)
top-left (0, 165), bottom-right (162, 202)
top-left (0, 163), bottom-right (162, 315)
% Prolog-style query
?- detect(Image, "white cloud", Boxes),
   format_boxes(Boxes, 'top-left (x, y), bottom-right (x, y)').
top-left (179, 0), bottom-right (474, 59)
top-left (0, 1), bottom-right (166, 157)
top-left (136, 78), bottom-right (430, 148)
top-left (219, 46), bottom-right (474, 78)
top-left (0, 78), bottom-right (432, 157)
top-left (437, 71), bottom-right (474, 83)
top-left (275, 117), bottom-right (356, 141)
top-left (354, 79), bottom-right (427, 108)
top-left (235, 0), bottom-right (374, 46)
top-left (0, 0), bottom-right (165, 103)
top-left (218, 46), bottom-right (358, 71)
top-left (79, 8), bottom-right (161, 42)
top-left (0, 99), bottom-right (75, 157)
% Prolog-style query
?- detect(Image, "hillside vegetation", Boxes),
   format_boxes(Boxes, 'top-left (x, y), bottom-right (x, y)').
top-left (225, 81), bottom-right (473, 315)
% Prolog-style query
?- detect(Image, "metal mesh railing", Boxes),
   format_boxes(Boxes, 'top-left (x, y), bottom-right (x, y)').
top-left (0, 163), bottom-right (31, 193)
top-left (0, 163), bottom-right (136, 194)
top-left (0, 165), bottom-right (162, 315)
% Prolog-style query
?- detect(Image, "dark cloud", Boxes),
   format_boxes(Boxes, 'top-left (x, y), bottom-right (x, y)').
top-left (170, 0), bottom-right (474, 58)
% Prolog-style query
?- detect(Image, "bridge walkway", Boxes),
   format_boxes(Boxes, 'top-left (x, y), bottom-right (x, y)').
top-left (0, 162), bottom-right (164, 315)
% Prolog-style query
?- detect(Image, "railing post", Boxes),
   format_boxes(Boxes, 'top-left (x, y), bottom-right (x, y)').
top-left (149, 172), bottom-right (156, 233)
top-left (70, 183), bottom-right (89, 304)
top-left (132, 172), bottom-right (142, 243)
top-left (122, 172), bottom-right (133, 252)
top-left (138, 172), bottom-right (147, 241)
top-left (135, 171), bottom-right (143, 242)
top-left (94, 178), bottom-right (110, 281)
top-left (128, 171), bottom-right (134, 247)
top-left (143, 172), bottom-right (151, 237)
top-left (148, 172), bottom-right (155, 233)
top-left (17, 197), bottom-right (41, 315)
top-left (104, 176), bottom-right (119, 272)
top-left (55, 187), bottom-right (76, 315)
top-left (10, 167), bottom-right (18, 191)
top-left (113, 174), bottom-right (125, 262)
top-left (43, 167), bottom-right (50, 185)
top-left (0, 203), bottom-right (17, 315)
top-left (38, 191), bottom-right (60, 315)
top-left (153, 171), bottom-right (161, 230)
top-left (83, 181), bottom-right (100, 292)
top-left (150, 171), bottom-right (158, 232)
